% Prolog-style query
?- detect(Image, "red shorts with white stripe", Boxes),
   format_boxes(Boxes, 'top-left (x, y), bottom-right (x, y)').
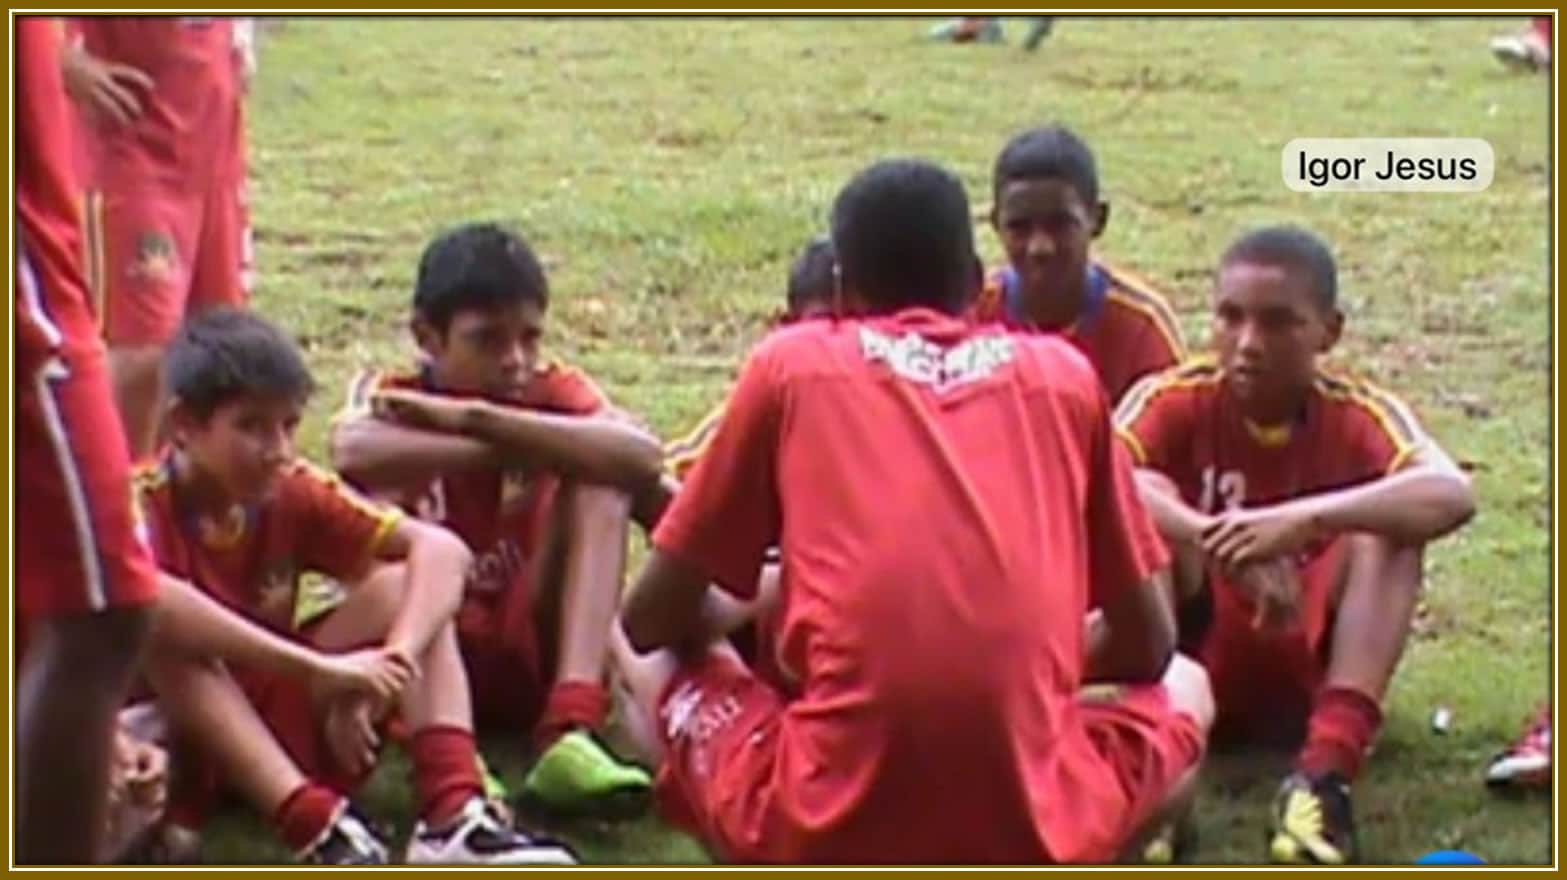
top-left (15, 243), bottom-right (160, 622)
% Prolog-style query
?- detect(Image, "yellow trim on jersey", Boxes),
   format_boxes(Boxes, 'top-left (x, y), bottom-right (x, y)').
top-left (329, 367), bottom-right (389, 428)
top-left (1115, 425), bottom-right (1150, 466)
top-left (664, 400), bottom-right (727, 477)
top-left (1314, 371), bottom-right (1427, 471)
top-left (365, 507), bottom-right (406, 558)
top-left (292, 459), bottom-right (406, 564)
top-left (1242, 418), bottom-right (1293, 448)
top-left (1099, 261), bottom-right (1188, 358)
top-left (1112, 359), bottom-right (1223, 431)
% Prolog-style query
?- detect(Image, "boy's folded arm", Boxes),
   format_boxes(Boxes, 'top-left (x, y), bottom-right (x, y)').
top-left (620, 549), bottom-right (711, 654)
top-left (329, 412), bottom-right (499, 491)
top-left (1295, 443), bottom-right (1476, 545)
top-left (461, 400), bottom-right (665, 493)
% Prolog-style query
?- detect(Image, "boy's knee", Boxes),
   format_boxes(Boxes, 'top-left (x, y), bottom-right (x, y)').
top-left (564, 482), bottom-right (633, 530)
top-left (1342, 533), bottom-right (1425, 599)
top-left (1163, 653), bottom-right (1215, 733)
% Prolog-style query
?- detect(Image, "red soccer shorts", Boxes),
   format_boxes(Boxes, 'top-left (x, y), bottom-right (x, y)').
top-left (15, 244), bottom-right (159, 624)
top-left (1199, 539), bottom-right (1349, 745)
top-left (85, 100), bottom-right (250, 347)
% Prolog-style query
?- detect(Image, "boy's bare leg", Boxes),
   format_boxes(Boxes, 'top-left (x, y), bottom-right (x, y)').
top-left (106, 347), bottom-right (165, 459)
top-left (17, 606), bottom-right (150, 864)
top-left (552, 484), bottom-right (632, 696)
top-left (309, 565), bottom-right (576, 863)
top-left (1323, 534), bottom-right (1424, 703)
top-left (142, 653), bottom-right (308, 818)
top-left (310, 564), bottom-right (473, 732)
top-left (609, 625), bottom-right (750, 769)
top-left (517, 483), bottom-right (654, 811)
top-left (1270, 535), bottom-right (1422, 866)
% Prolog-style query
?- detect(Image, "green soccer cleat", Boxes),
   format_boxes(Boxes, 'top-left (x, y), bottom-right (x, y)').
top-left (519, 730), bottom-right (652, 817)
top-left (1268, 771), bottom-right (1357, 865)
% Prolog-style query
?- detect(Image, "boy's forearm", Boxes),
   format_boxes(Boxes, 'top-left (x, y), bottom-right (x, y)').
top-left (462, 401), bottom-right (664, 492)
top-left (1133, 469), bottom-right (1211, 545)
top-left (383, 529), bottom-right (469, 657)
top-left (1300, 465), bottom-right (1476, 544)
top-left (621, 551), bottom-right (709, 653)
top-left (1083, 574), bottom-right (1176, 685)
top-left (331, 415), bottom-right (499, 491)
top-left (149, 574), bottom-right (321, 680)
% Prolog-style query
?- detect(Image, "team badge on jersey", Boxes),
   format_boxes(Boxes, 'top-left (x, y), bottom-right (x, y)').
top-left (256, 559), bottom-right (299, 627)
top-left (129, 231), bottom-right (181, 284)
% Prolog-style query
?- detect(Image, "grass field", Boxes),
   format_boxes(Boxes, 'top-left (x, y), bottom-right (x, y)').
top-left (198, 14), bottom-right (1552, 864)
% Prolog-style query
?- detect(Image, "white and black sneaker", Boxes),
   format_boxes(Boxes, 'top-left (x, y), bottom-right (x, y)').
top-left (301, 806), bottom-right (390, 865)
top-left (406, 797), bottom-right (577, 865)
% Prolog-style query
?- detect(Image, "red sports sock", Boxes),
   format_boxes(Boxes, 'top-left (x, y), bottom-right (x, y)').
top-left (1296, 686), bottom-right (1383, 780)
top-left (533, 680), bottom-right (609, 751)
top-left (273, 782), bottom-right (346, 853)
top-left (1533, 16), bottom-right (1552, 46)
top-left (411, 725), bottom-right (484, 827)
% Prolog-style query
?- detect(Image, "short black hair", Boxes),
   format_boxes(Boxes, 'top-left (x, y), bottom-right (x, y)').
top-left (785, 235), bottom-right (835, 315)
top-left (992, 124), bottom-right (1100, 206)
top-left (830, 158), bottom-right (976, 314)
top-left (165, 307), bottom-right (316, 418)
top-left (414, 222), bottom-right (548, 332)
top-left (1220, 224), bottom-right (1339, 312)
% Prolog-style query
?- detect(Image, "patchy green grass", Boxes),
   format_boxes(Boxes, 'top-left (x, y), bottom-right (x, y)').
top-left (198, 14), bottom-right (1552, 864)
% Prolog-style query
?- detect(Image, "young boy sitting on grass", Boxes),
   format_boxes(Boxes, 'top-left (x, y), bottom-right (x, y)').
top-left (331, 222), bottom-right (661, 814)
top-left (1115, 226), bottom-right (1475, 864)
top-left (976, 124), bottom-right (1187, 403)
top-left (137, 307), bottom-right (575, 864)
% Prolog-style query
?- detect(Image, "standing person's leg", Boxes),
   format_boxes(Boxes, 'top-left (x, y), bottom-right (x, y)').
top-left (16, 255), bottom-right (158, 862)
top-left (93, 176), bottom-right (202, 458)
top-left (189, 88), bottom-right (252, 318)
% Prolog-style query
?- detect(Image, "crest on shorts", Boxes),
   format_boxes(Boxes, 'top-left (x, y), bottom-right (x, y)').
top-left (129, 231), bottom-right (180, 284)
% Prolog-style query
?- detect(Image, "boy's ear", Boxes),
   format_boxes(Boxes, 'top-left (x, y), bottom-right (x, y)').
top-left (1090, 200), bottom-right (1110, 239)
top-left (1320, 307), bottom-right (1345, 353)
top-left (411, 315), bottom-right (441, 357)
top-left (165, 398), bottom-right (198, 448)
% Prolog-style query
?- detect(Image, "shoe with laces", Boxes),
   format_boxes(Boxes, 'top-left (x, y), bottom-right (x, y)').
top-left (406, 797), bottom-right (576, 865)
top-left (1268, 771), bottom-right (1356, 865)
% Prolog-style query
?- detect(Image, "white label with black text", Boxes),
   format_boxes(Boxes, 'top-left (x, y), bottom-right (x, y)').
top-left (1282, 138), bottom-right (1494, 192)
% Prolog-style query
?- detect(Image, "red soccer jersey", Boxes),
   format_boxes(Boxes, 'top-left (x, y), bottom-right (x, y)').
top-left (653, 308), bottom-right (1169, 863)
top-left (71, 17), bottom-right (243, 173)
top-left (971, 259), bottom-right (1186, 403)
top-left (1114, 360), bottom-right (1428, 527)
top-left (338, 361), bottom-right (608, 601)
top-left (133, 455), bottom-right (402, 631)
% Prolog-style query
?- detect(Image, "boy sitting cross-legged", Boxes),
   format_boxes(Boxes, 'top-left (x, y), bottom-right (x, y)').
top-left (139, 307), bottom-right (575, 864)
